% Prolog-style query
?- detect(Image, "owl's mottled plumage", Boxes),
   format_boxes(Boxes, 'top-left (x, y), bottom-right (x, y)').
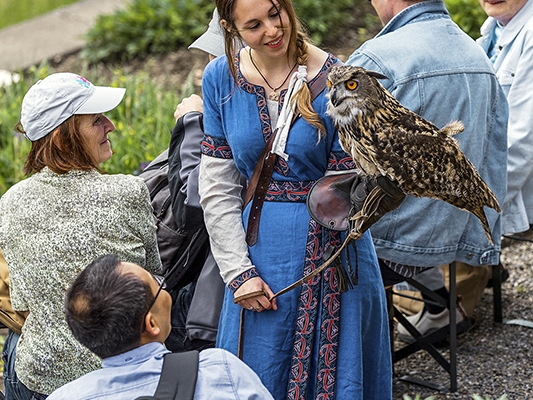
top-left (325, 65), bottom-right (500, 245)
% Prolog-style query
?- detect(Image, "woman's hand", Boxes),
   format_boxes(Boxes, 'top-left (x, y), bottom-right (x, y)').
top-left (174, 94), bottom-right (204, 121)
top-left (233, 276), bottom-right (278, 312)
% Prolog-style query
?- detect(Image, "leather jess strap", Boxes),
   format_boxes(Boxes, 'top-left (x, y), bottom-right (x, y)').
top-left (244, 60), bottom-right (341, 246)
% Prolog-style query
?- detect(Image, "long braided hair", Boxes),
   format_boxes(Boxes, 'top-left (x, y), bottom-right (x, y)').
top-left (216, 0), bottom-right (326, 136)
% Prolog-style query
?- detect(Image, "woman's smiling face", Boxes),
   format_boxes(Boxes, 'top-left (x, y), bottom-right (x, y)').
top-left (230, 0), bottom-right (291, 59)
top-left (478, 0), bottom-right (528, 25)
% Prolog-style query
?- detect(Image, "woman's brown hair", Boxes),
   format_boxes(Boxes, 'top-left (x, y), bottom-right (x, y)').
top-left (16, 115), bottom-right (100, 176)
top-left (216, 0), bottom-right (325, 136)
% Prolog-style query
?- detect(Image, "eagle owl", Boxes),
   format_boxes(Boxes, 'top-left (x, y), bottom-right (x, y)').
top-left (325, 65), bottom-right (500, 245)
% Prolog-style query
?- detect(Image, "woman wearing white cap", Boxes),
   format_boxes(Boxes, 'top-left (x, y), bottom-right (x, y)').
top-left (0, 72), bottom-right (162, 398)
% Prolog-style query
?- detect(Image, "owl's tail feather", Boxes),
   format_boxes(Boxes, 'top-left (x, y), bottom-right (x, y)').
top-left (440, 120), bottom-right (464, 136)
top-left (477, 176), bottom-right (501, 213)
top-left (486, 189), bottom-right (501, 213)
top-left (472, 206), bottom-right (495, 246)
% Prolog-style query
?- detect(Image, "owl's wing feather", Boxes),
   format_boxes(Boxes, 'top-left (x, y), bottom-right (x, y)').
top-left (373, 124), bottom-right (499, 211)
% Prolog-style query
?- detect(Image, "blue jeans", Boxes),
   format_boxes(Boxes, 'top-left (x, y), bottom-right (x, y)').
top-left (2, 330), bottom-right (47, 400)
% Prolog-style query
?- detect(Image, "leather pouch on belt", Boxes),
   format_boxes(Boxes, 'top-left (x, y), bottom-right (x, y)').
top-left (306, 172), bottom-right (360, 231)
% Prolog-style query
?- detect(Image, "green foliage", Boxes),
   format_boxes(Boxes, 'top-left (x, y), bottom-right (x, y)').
top-left (99, 70), bottom-right (183, 176)
top-left (0, 64), bottom-right (183, 196)
top-left (402, 394), bottom-right (435, 400)
top-left (0, 0), bottom-right (79, 30)
top-left (472, 394), bottom-right (508, 400)
top-left (83, 0), bottom-right (215, 63)
top-left (83, 0), bottom-right (362, 63)
top-left (0, 65), bottom-right (51, 195)
top-left (293, 0), bottom-right (357, 45)
top-left (445, 0), bottom-right (487, 39)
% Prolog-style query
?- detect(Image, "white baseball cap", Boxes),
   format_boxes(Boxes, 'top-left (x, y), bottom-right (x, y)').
top-left (21, 72), bottom-right (126, 141)
top-left (188, 8), bottom-right (226, 57)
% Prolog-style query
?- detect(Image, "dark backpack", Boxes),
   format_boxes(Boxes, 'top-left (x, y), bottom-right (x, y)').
top-left (135, 350), bottom-right (199, 400)
top-left (139, 132), bottom-right (210, 298)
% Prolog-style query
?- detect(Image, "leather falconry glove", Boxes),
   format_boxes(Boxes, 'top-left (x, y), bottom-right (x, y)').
top-left (347, 175), bottom-right (406, 238)
top-left (307, 172), bottom-right (406, 239)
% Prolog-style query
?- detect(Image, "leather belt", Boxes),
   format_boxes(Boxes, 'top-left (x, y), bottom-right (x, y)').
top-left (245, 149), bottom-right (278, 246)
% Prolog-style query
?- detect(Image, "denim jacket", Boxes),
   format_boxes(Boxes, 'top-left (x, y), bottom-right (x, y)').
top-left (347, 0), bottom-right (508, 267)
top-left (477, 0), bottom-right (533, 235)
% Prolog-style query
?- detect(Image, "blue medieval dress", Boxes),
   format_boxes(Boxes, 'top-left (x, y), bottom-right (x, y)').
top-left (199, 53), bottom-right (392, 400)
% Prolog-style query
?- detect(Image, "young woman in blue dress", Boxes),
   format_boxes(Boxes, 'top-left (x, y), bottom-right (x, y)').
top-left (198, 1), bottom-right (393, 398)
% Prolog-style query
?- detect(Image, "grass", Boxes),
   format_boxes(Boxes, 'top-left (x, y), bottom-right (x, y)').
top-left (0, 0), bottom-right (79, 30)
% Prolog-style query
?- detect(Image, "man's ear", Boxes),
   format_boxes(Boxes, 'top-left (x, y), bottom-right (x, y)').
top-left (143, 311), bottom-right (161, 337)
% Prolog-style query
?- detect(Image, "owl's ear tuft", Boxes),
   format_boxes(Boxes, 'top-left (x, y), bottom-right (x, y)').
top-left (366, 70), bottom-right (389, 80)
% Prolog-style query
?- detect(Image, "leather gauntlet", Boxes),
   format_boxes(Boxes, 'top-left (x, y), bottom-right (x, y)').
top-left (348, 175), bottom-right (406, 235)
top-left (307, 172), bottom-right (405, 236)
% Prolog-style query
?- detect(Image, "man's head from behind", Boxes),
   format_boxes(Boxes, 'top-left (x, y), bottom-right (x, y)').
top-left (65, 254), bottom-right (172, 359)
top-left (371, 0), bottom-right (428, 26)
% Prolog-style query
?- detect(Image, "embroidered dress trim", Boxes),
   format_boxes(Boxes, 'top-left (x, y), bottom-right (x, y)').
top-left (229, 267), bottom-right (260, 293)
top-left (234, 52), bottom-right (336, 146)
top-left (264, 180), bottom-right (315, 202)
top-left (287, 219), bottom-right (342, 400)
top-left (201, 135), bottom-right (233, 158)
top-left (327, 151), bottom-right (356, 171)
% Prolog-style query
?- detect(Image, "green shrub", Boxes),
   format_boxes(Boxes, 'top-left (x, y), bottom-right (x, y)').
top-left (294, 0), bottom-right (358, 45)
top-left (445, 0), bottom-right (487, 39)
top-left (83, 0), bottom-right (215, 63)
top-left (0, 66), bottom-right (45, 195)
top-left (83, 0), bottom-right (363, 64)
top-left (0, 64), bottom-right (183, 196)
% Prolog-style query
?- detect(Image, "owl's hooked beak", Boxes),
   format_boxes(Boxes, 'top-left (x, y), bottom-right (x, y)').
top-left (328, 87), bottom-right (344, 108)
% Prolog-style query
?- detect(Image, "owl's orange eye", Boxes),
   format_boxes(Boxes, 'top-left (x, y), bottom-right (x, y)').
top-left (346, 80), bottom-right (358, 90)
top-left (327, 80), bottom-right (332, 88)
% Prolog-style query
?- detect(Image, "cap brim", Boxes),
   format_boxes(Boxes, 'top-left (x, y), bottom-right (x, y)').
top-left (76, 86), bottom-right (126, 114)
top-left (188, 31), bottom-right (226, 58)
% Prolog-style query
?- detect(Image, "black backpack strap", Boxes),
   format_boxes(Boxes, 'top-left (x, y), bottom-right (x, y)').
top-left (135, 350), bottom-right (199, 400)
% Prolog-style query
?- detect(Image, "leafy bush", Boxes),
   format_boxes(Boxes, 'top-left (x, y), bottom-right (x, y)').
top-left (0, 67), bottom-right (41, 195)
top-left (445, 0), bottom-right (487, 39)
top-left (83, 0), bottom-right (215, 63)
top-left (0, 64), bottom-right (183, 196)
top-left (83, 0), bottom-right (362, 63)
top-left (294, 0), bottom-right (358, 45)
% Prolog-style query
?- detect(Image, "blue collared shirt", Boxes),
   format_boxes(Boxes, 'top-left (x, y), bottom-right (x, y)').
top-left (47, 342), bottom-right (274, 400)
top-left (347, 0), bottom-right (508, 267)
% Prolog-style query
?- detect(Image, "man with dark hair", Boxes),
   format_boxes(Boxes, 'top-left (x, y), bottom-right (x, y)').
top-left (64, 254), bottom-right (166, 359)
top-left (47, 254), bottom-right (273, 400)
